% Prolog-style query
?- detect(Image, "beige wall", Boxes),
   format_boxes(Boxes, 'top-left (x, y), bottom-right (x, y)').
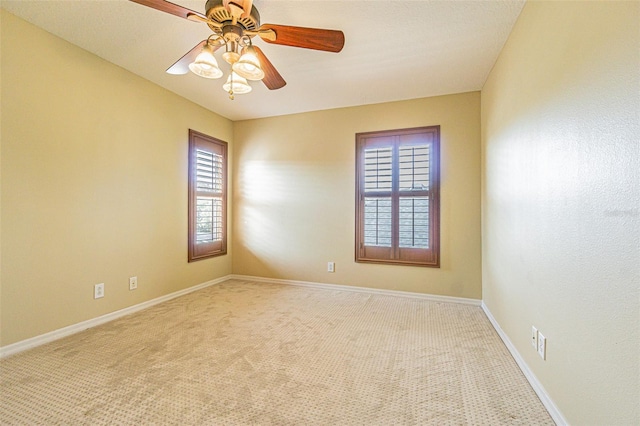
top-left (481, 1), bottom-right (639, 424)
top-left (233, 92), bottom-right (482, 299)
top-left (0, 6), bottom-right (3, 349)
top-left (0, 11), bottom-right (233, 346)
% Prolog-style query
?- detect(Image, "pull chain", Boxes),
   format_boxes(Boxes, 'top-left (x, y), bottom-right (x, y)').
top-left (228, 71), bottom-right (235, 100)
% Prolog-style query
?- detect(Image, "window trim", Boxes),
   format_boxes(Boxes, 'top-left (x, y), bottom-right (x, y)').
top-left (188, 129), bottom-right (228, 262)
top-left (355, 126), bottom-right (440, 267)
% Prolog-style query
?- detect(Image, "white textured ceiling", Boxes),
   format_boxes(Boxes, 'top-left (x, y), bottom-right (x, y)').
top-left (1, 0), bottom-right (525, 121)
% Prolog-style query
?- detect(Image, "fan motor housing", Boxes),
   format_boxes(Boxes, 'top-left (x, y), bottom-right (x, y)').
top-left (205, 0), bottom-right (261, 31)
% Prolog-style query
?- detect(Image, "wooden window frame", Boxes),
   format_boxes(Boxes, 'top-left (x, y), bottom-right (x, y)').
top-left (355, 126), bottom-right (440, 267)
top-left (188, 129), bottom-right (228, 262)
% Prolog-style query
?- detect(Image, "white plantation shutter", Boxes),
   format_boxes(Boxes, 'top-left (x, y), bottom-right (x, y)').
top-left (363, 146), bottom-right (393, 247)
top-left (399, 145), bottom-right (430, 191)
top-left (399, 145), bottom-right (431, 249)
top-left (364, 197), bottom-right (392, 247)
top-left (399, 196), bottom-right (429, 249)
top-left (364, 147), bottom-right (392, 191)
top-left (189, 130), bottom-right (227, 261)
top-left (356, 127), bottom-right (440, 267)
top-left (195, 149), bottom-right (223, 243)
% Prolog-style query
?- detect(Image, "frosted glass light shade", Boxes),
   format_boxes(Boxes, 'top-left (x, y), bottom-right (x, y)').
top-left (232, 46), bottom-right (265, 81)
top-left (189, 45), bottom-right (223, 79)
top-left (222, 72), bottom-right (252, 94)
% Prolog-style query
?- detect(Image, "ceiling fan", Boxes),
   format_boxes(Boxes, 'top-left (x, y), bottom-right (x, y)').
top-left (130, 0), bottom-right (345, 99)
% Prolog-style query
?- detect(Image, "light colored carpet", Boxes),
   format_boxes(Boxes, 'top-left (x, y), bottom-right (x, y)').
top-left (0, 279), bottom-right (553, 425)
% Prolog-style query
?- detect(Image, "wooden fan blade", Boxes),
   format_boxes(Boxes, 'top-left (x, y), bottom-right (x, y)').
top-left (258, 24), bottom-right (345, 53)
top-left (166, 40), bottom-right (210, 75)
top-left (129, 0), bottom-right (207, 22)
top-left (223, 0), bottom-right (253, 19)
top-left (254, 46), bottom-right (286, 90)
top-left (241, 0), bottom-right (253, 19)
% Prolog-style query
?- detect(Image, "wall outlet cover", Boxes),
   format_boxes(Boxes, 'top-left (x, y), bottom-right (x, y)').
top-left (537, 332), bottom-right (546, 360)
top-left (94, 283), bottom-right (104, 299)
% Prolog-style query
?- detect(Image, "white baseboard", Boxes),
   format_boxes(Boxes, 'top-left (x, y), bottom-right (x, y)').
top-left (229, 274), bottom-right (482, 306)
top-left (481, 302), bottom-right (567, 426)
top-left (0, 275), bottom-right (230, 359)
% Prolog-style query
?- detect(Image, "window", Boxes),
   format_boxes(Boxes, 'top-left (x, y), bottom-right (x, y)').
top-left (188, 129), bottom-right (227, 261)
top-left (355, 126), bottom-right (440, 267)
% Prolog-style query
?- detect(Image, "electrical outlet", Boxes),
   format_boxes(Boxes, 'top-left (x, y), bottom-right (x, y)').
top-left (531, 326), bottom-right (538, 349)
top-left (94, 283), bottom-right (104, 299)
top-left (537, 332), bottom-right (546, 360)
top-left (327, 262), bottom-right (335, 273)
top-left (129, 276), bottom-right (138, 290)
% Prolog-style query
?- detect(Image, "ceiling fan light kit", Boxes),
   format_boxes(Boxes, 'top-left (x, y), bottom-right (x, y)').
top-left (233, 46), bottom-right (265, 81)
top-left (187, 42), bottom-right (223, 79)
top-left (130, 0), bottom-right (345, 100)
top-left (223, 72), bottom-right (252, 99)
